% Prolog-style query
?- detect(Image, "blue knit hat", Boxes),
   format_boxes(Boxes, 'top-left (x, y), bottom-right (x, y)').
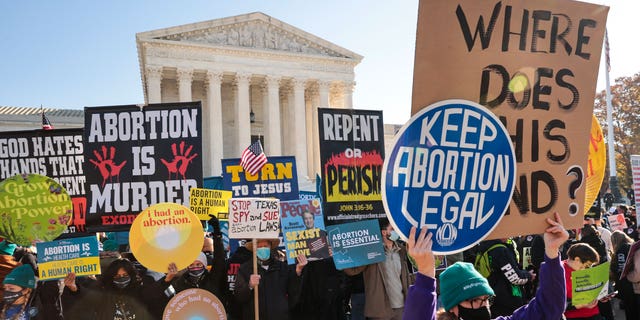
top-left (0, 240), bottom-right (17, 256)
top-left (3, 265), bottom-right (36, 289)
top-left (439, 262), bottom-right (494, 311)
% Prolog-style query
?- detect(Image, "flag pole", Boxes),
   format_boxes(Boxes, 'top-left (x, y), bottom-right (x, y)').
top-left (252, 238), bottom-right (259, 320)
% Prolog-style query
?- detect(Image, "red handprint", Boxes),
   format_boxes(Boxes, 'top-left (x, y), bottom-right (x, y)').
top-left (89, 145), bottom-right (127, 187)
top-left (160, 141), bottom-right (198, 180)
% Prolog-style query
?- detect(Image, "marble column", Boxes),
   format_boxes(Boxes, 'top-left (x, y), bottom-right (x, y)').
top-left (235, 72), bottom-right (252, 156)
top-left (177, 68), bottom-right (193, 102)
top-left (264, 75), bottom-right (282, 155)
top-left (343, 81), bottom-right (355, 109)
top-left (314, 80), bottom-right (332, 176)
top-left (145, 66), bottom-right (163, 104)
top-left (205, 71), bottom-right (224, 176)
top-left (292, 78), bottom-right (308, 179)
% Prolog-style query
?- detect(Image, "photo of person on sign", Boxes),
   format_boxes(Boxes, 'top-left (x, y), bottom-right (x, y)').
top-left (301, 210), bottom-right (330, 261)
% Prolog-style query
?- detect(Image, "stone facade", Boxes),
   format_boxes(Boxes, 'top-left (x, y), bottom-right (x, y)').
top-left (136, 12), bottom-right (363, 180)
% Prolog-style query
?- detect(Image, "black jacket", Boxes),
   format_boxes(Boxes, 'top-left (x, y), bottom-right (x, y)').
top-left (478, 239), bottom-right (532, 316)
top-left (226, 246), bottom-right (253, 319)
top-left (234, 251), bottom-right (302, 320)
top-left (291, 258), bottom-right (346, 320)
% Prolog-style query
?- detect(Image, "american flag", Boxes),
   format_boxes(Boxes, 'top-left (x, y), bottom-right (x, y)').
top-left (42, 109), bottom-right (53, 130)
top-left (240, 140), bottom-right (267, 175)
top-left (605, 29), bottom-right (611, 72)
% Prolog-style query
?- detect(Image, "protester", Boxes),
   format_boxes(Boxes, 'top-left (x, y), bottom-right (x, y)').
top-left (62, 258), bottom-right (159, 319)
top-left (292, 257), bottom-right (346, 320)
top-left (1, 264), bottom-right (37, 320)
top-left (474, 238), bottom-right (533, 316)
top-left (234, 238), bottom-right (307, 320)
top-left (624, 239), bottom-right (640, 319)
top-left (579, 224), bottom-right (609, 264)
top-left (610, 230), bottom-right (638, 320)
top-left (0, 240), bottom-right (19, 297)
top-left (344, 219), bottom-right (411, 320)
top-left (402, 212), bottom-right (569, 320)
top-left (227, 240), bottom-right (253, 320)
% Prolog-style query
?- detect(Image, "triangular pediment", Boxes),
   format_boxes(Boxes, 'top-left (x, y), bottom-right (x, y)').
top-left (137, 12), bottom-right (362, 61)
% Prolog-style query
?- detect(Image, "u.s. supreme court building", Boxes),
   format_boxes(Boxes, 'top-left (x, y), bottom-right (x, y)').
top-left (0, 12), bottom-right (401, 187)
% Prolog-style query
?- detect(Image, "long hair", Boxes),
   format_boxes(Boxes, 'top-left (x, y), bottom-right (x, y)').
top-left (611, 230), bottom-right (634, 253)
top-left (100, 258), bottom-right (141, 291)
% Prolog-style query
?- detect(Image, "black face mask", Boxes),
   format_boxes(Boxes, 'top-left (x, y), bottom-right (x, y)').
top-left (457, 305), bottom-right (491, 320)
top-left (3, 291), bottom-right (23, 305)
top-left (113, 276), bottom-right (131, 289)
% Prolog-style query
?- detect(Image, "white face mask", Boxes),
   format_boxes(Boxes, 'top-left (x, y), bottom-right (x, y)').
top-left (388, 230), bottom-right (400, 241)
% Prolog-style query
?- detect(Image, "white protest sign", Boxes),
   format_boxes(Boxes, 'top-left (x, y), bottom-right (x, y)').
top-left (228, 198), bottom-right (280, 239)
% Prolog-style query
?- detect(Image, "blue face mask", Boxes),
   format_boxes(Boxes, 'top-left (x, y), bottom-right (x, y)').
top-left (388, 231), bottom-right (400, 242)
top-left (256, 247), bottom-right (271, 261)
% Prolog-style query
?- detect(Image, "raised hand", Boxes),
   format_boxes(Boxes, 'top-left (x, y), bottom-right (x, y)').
top-left (543, 212), bottom-right (570, 259)
top-left (407, 226), bottom-right (435, 278)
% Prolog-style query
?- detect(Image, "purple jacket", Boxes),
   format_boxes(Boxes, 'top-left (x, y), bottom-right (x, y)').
top-left (402, 254), bottom-right (565, 320)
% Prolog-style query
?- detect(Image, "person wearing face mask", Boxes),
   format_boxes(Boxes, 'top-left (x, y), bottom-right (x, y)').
top-left (1, 265), bottom-right (36, 320)
top-left (403, 212), bottom-right (569, 320)
top-left (343, 219), bottom-right (412, 320)
top-left (62, 259), bottom-right (156, 320)
top-left (235, 238), bottom-right (307, 320)
top-left (162, 215), bottom-right (227, 301)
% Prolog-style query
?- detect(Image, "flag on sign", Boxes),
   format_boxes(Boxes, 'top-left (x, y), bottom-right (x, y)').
top-left (605, 29), bottom-right (611, 72)
top-left (42, 110), bottom-right (53, 130)
top-left (240, 140), bottom-right (267, 175)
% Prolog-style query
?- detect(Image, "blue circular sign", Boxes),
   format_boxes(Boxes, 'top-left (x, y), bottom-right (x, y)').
top-left (382, 100), bottom-right (516, 254)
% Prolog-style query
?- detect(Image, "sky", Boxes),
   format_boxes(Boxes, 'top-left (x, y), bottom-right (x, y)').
top-left (0, 0), bottom-right (637, 125)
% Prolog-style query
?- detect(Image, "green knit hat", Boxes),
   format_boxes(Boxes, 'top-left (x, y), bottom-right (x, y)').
top-left (3, 265), bottom-right (36, 289)
top-left (0, 240), bottom-right (17, 256)
top-left (439, 262), bottom-right (494, 311)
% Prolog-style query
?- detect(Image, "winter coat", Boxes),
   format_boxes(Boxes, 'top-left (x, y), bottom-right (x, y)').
top-left (292, 258), bottom-right (346, 320)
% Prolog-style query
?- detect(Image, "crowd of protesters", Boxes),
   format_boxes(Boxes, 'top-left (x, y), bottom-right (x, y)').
top-left (1, 204), bottom-right (639, 320)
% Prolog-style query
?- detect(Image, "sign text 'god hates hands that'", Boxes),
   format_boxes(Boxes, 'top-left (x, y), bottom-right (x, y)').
top-left (84, 102), bottom-right (203, 232)
top-left (411, 0), bottom-right (609, 237)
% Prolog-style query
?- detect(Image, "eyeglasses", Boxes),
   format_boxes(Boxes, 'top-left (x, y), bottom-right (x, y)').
top-left (465, 296), bottom-right (492, 309)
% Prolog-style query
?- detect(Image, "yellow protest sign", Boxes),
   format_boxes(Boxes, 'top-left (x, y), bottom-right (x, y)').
top-left (189, 188), bottom-right (232, 220)
top-left (129, 203), bottom-right (203, 272)
top-left (585, 115), bottom-right (606, 212)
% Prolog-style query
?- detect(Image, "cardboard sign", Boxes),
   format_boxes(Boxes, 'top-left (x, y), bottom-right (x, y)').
top-left (84, 102), bottom-right (203, 232)
top-left (327, 220), bottom-right (385, 270)
top-left (412, 0), bottom-right (609, 238)
top-left (383, 100), bottom-right (516, 253)
top-left (0, 174), bottom-right (73, 246)
top-left (281, 199), bottom-right (330, 264)
top-left (607, 214), bottom-right (627, 232)
top-left (163, 288), bottom-right (226, 320)
top-left (222, 156), bottom-right (298, 201)
top-left (129, 203), bottom-right (203, 272)
top-left (228, 198), bottom-right (280, 239)
top-left (571, 262), bottom-right (610, 305)
top-left (585, 115), bottom-right (606, 211)
top-left (189, 188), bottom-right (232, 220)
top-left (318, 108), bottom-right (386, 225)
top-left (37, 236), bottom-right (100, 280)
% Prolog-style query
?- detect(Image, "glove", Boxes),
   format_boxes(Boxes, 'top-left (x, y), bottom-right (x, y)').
top-left (208, 214), bottom-right (221, 236)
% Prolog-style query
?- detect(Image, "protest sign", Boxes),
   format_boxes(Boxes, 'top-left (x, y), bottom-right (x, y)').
top-left (0, 174), bottom-right (73, 246)
top-left (281, 199), bottom-right (330, 264)
top-left (189, 188), bottom-right (232, 220)
top-left (607, 214), bottom-right (627, 232)
top-left (571, 262), bottom-right (610, 305)
top-left (632, 155), bottom-right (640, 225)
top-left (163, 288), bottom-right (226, 320)
top-left (222, 156), bottom-right (298, 201)
top-left (37, 236), bottom-right (100, 280)
top-left (327, 220), bottom-right (385, 270)
top-left (129, 203), bottom-right (203, 272)
top-left (411, 0), bottom-right (609, 237)
top-left (0, 129), bottom-right (87, 234)
top-left (228, 198), bottom-right (280, 239)
top-left (585, 116), bottom-right (606, 211)
top-left (383, 100), bottom-right (516, 253)
top-left (318, 108), bottom-right (386, 225)
top-left (84, 102), bottom-right (202, 232)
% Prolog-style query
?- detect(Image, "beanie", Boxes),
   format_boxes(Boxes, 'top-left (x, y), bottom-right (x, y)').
top-left (3, 265), bottom-right (36, 289)
top-left (439, 262), bottom-right (494, 311)
top-left (0, 240), bottom-right (17, 256)
top-left (102, 240), bottom-right (119, 252)
top-left (195, 252), bottom-right (207, 267)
